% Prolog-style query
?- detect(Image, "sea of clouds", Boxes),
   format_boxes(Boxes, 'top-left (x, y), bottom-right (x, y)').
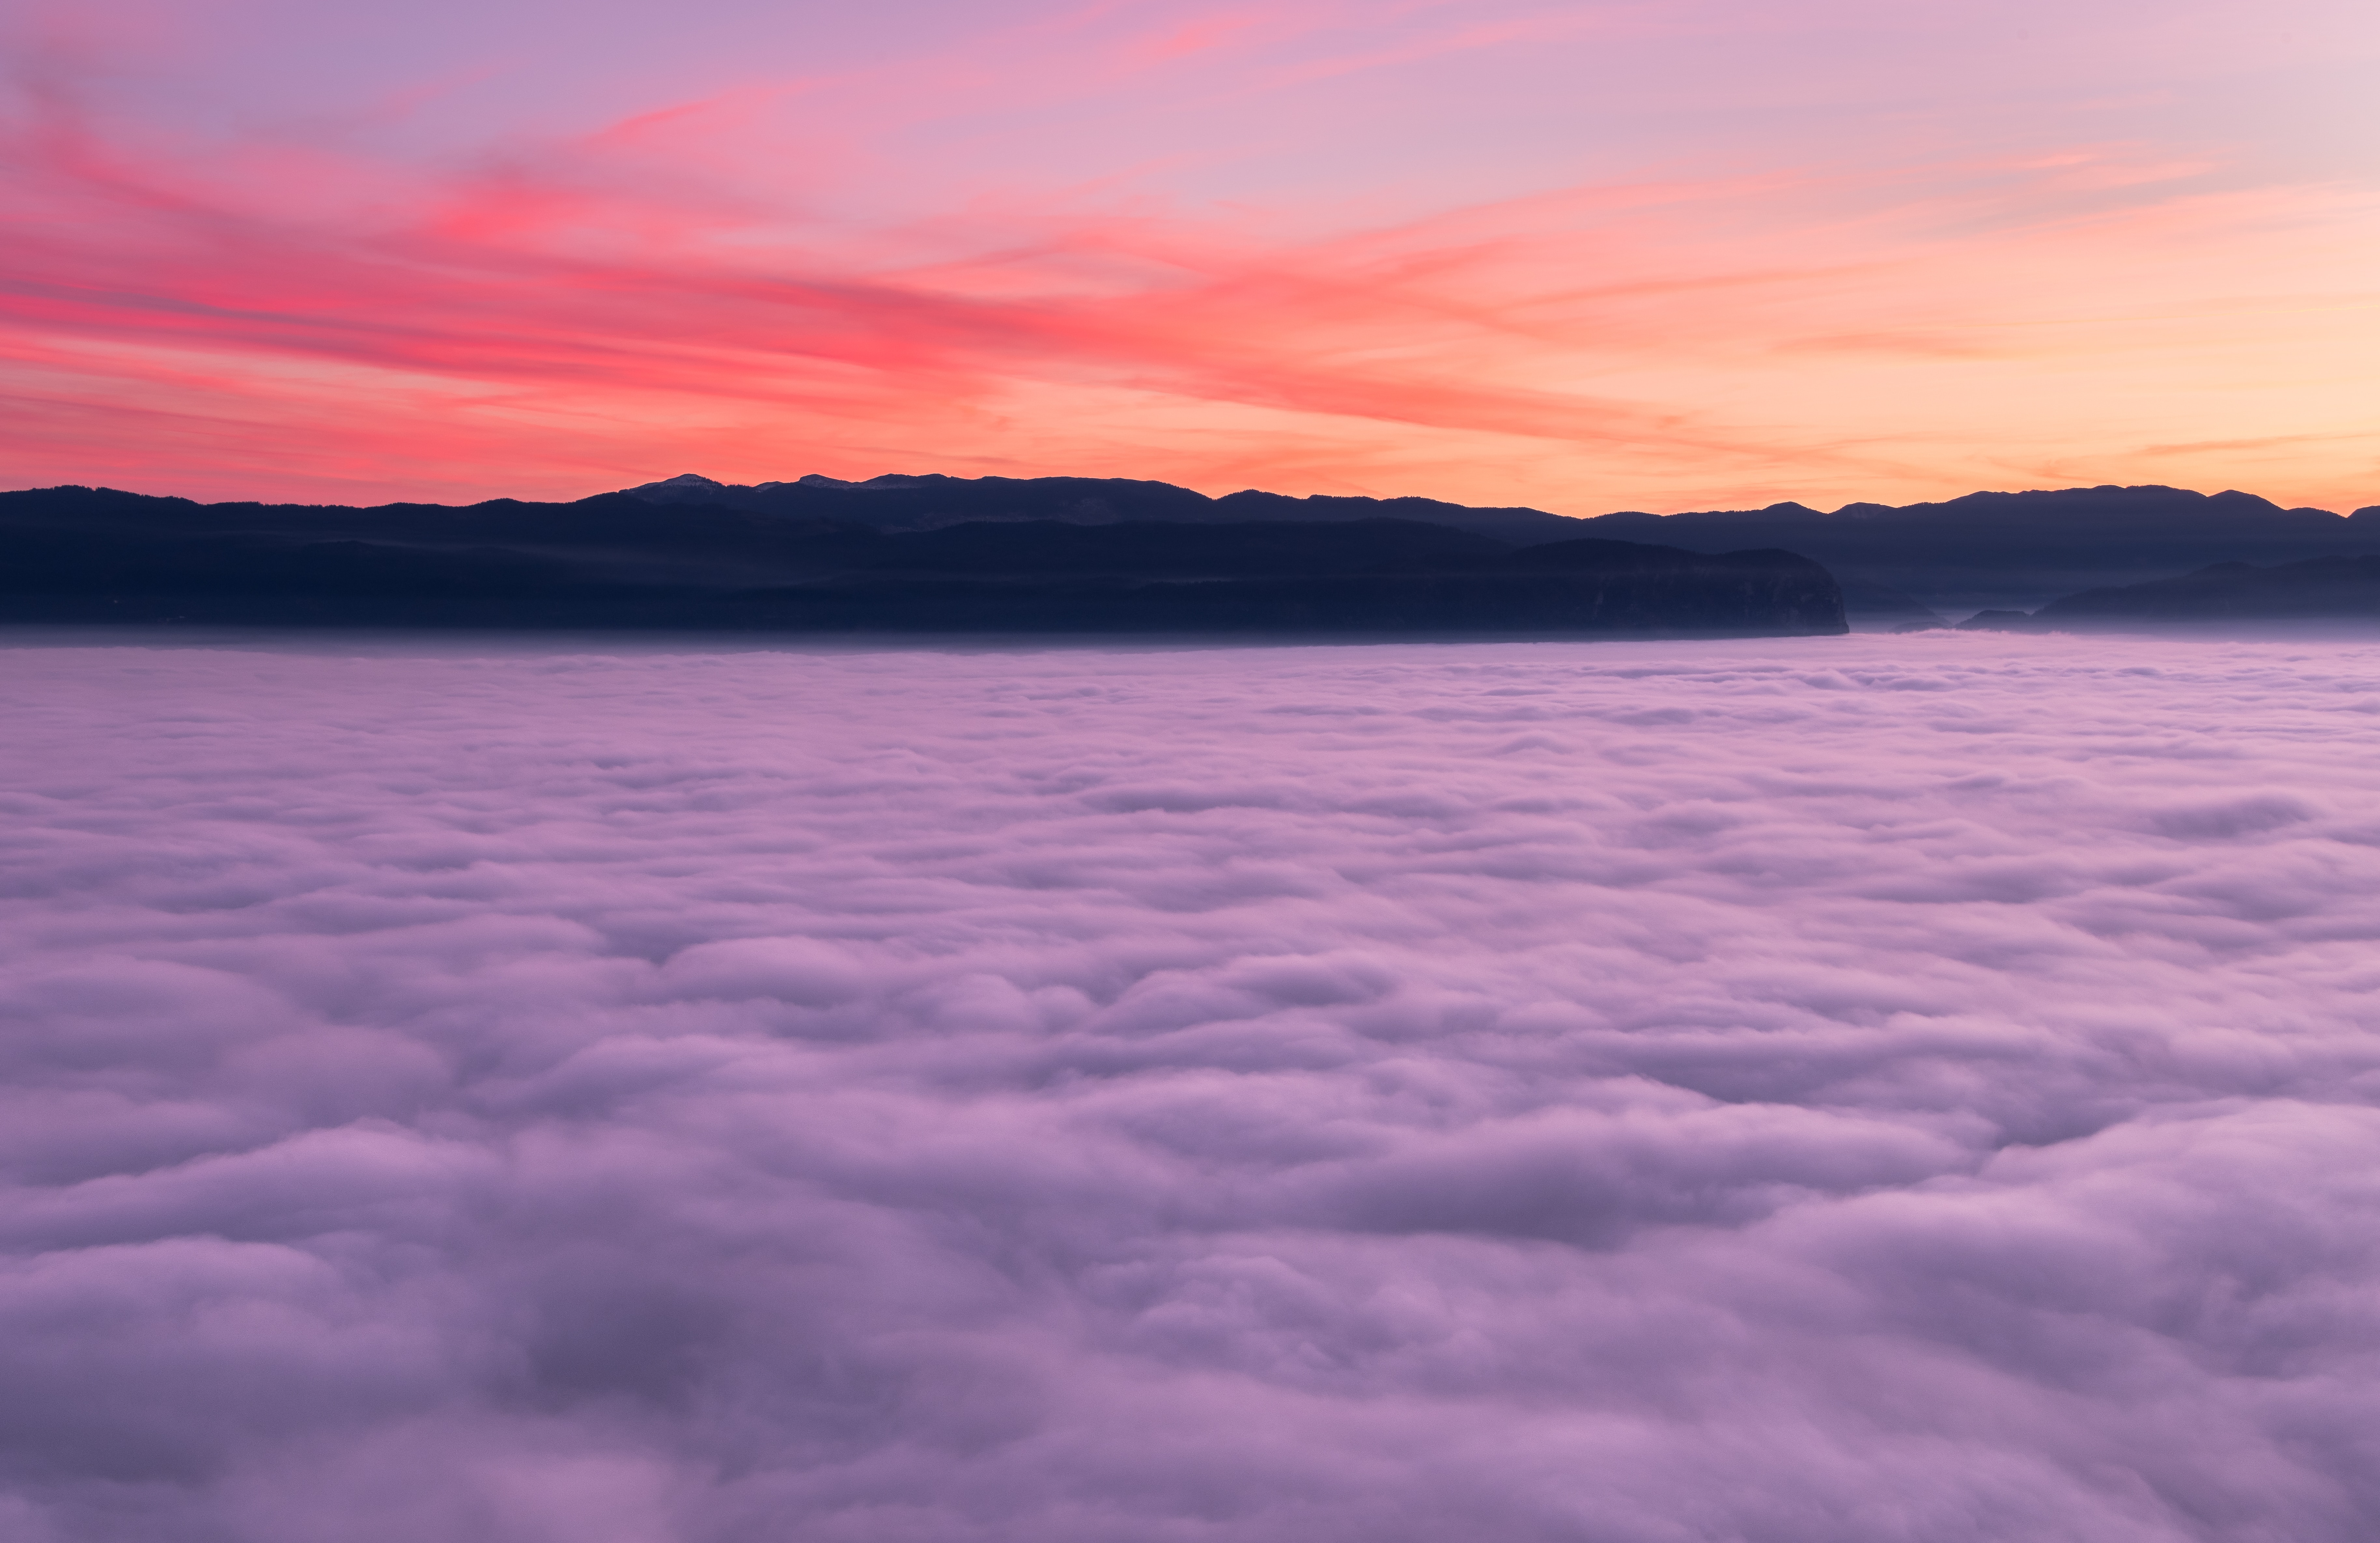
top-left (4, 633), bottom-right (2379, 1542)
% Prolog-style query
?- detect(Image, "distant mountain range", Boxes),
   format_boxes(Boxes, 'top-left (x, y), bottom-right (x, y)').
top-left (0, 485), bottom-right (1843, 638)
top-left (8, 471), bottom-right (2380, 637)
top-left (1950, 555), bottom-right (2380, 631)
top-left (621, 474), bottom-right (2380, 623)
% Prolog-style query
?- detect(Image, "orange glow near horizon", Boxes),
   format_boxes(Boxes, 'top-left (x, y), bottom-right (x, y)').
top-left (5, 1), bottom-right (2378, 513)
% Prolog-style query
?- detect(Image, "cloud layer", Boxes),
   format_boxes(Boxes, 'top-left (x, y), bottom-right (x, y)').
top-left (5, 633), bottom-right (2380, 1540)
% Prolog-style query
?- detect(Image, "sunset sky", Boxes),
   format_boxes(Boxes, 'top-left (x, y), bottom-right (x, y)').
top-left (6, 0), bottom-right (2378, 511)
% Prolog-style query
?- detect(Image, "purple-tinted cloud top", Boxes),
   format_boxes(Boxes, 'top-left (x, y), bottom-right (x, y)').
top-left (4, 634), bottom-right (2379, 1539)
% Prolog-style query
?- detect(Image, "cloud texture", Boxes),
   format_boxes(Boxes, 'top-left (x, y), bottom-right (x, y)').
top-left (4, 633), bottom-right (2380, 1540)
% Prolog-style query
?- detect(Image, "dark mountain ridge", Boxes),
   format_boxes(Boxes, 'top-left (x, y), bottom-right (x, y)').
top-left (0, 485), bottom-right (1844, 638)
top-left (1959, 555), bottom-right (2380, 630)
top-left (14, 470), bottom-right (2377, 636)
top-left (1571, 485), bottom-right (2380, 616)
top-left (625, 472), bottom-right (1586, 547)
top-left (622, 473), bottom-right (2380, 620)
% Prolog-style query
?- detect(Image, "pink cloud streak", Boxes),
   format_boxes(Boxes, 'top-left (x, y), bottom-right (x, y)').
top-left (3, 1), bottom-right (2377, 508)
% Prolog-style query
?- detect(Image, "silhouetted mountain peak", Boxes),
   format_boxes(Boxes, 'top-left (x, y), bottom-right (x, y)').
top-left (767, 473), bottom-right (944, 491)
top-left (2204, 489), bottom-right (2287, 515)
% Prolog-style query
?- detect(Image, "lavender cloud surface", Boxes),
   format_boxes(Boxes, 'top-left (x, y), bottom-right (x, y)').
top-left (3, 633), bottom-right (2379, 1541)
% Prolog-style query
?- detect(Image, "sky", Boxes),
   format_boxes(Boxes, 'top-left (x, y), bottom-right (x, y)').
top-left (6, 632), bottom-right (2380, 1540)
top-left (4, 0), bottom-right (2380, 511)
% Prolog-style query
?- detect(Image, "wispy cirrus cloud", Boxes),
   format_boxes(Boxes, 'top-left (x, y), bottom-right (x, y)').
top-left (4, 2), bottom-right (2378, 509)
